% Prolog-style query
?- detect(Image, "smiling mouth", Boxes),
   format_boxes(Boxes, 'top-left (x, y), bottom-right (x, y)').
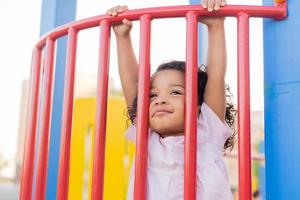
top-left (153, 110), bottom-right (172, 117)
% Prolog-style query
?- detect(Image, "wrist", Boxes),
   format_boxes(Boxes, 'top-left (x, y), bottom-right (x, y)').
top-left (207, 22), bottom-right (225, 30)
top-left (115, 32), bottom-right (131, 39)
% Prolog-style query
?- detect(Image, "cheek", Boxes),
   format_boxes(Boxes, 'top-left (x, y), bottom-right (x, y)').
top-left (174, 100), bottom-right (185, 126)
top-left (165, 98), bottom-right (185, 120)
top-left (175, 99), bottom-right (185, 114)
top-left (148, 103), bottom-right (154, 118)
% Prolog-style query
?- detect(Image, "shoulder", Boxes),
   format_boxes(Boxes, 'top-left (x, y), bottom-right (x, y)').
top-left (124, 125), bottom-right (159, 143)
top-left (198, 103), bottom-right (232, 149)
top-left (199, 102), bottom-right (229, 129)
top-left (125, 124), bottom-right (137, 141)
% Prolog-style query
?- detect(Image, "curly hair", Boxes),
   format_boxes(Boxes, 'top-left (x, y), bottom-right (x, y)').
top-left (127, 60), bottom-right (237, 151)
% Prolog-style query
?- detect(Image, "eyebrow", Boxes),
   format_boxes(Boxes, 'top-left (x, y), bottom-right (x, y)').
top-left (170, 84), bottom-right (184, 88)
top-left (150, 84), bottom-right (185, 89)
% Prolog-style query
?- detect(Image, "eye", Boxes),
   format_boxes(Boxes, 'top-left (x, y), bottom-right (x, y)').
top-left (150, 92), bottom-right (157, 99)
top-left (171, 90), bottom-right (183, 95)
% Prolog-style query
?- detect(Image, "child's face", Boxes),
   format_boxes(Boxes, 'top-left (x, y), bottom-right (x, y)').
top-left (149, 69), bottom-right (185, 137)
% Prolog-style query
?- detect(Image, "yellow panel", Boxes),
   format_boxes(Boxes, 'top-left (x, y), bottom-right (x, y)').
top-left (103, 97), bottom-right (135, 200)
top-left (68, 96), bottom-right (135, 200)
top-left (68, 98), bottom-right (96, 200)
top-left (252, 176), bottom-right (259, 192)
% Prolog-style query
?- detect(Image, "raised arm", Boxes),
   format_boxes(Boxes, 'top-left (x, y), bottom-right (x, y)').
top-left (201, 0), bottom-right (227, 121)
top-left (107, 6), bottom-right (138, 107)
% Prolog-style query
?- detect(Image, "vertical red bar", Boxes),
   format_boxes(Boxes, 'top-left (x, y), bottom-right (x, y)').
top-left (91, 20), bottom-right (111, 200)
top-left (237, 13), bottom-right (252, 200)
top-left (35, 38), bottom-right (56, 200)
top-left (134, 14), bottom-right (151, 200)
top-left (19, 48), bottom-right (42, 200)
top-left (184, 12), bottom-right (198, 200)
top-left (57, 28), bottom-right (78, 200)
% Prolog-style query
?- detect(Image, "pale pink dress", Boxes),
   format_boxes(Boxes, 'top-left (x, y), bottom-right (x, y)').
top-left (125, 103), bottom-right (233, 200)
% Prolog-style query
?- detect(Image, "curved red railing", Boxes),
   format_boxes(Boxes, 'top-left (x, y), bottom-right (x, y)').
top-left (20, 2), bottom-right (287, 200)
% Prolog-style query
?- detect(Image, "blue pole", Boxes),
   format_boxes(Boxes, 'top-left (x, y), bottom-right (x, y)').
top-left (38, 0), bottom-right (76, 199)
top-left (189, 0), bottom-right (207, 65)
top-left (263, 1), bottom-right (300, 199)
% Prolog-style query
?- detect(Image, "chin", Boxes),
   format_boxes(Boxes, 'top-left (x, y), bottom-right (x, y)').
top-left (150, 124), bottom-right (168, 134)
top-left (150, 116), bottom-right (184, 133)
top-left (150, 123), bottom-right (183, 136)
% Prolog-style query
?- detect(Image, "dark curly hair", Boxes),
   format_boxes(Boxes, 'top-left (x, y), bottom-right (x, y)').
top-left (127, 60), bottom-right (237, 151)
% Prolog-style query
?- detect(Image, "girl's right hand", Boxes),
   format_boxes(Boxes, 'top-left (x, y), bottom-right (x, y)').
top-left (107, 5), bottom-right (132, 37)
top-left (202, 0), bottom-right (226, 12)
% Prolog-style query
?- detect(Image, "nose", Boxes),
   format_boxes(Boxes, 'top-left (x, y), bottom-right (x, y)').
top-left (154, 96), bottom-right (168, 105)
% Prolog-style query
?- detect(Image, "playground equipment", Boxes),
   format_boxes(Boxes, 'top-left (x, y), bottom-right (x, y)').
top-left (20, 1), bottom-right (291, 200)
top-left (68, 97), bottom-right (135, 200)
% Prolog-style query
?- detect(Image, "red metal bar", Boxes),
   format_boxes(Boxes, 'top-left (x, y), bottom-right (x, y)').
top-left (19, 48), bottom-right (42, 200)
top-left (36, 4), bottom-right (286, 48)
top-left (134, 14), bottom-right (151, 200)
top-left (184, 11), bottom-right (198, 200)
top-left (34, 38), bottom-right (56, 200)
top-left (21, 3), bottom-right (288, 200)
top-left (237, 13), bottom-right (252, 200)
top-left (56, 28), bottom-right (78, 200)
top-left (274, 1), bottom-right (287, 20)
top-left (91, 20), bottom-right (111, 200)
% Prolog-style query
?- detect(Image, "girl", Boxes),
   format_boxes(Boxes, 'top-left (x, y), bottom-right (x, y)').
top-left (107, 0), bottom-right (236, 199)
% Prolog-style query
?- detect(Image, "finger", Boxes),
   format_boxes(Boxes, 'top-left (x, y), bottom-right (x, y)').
top-left (106, 8), bottom-right (113, 15)
top-left (117, 5), bottom-right (124, 12)
top-left (122, 19), bottom-right (132, 27)
top-left (221, 0), bottom-right (226, 6)
top-left (117, 5), bottom-right (128, 14)
top-left (112, 5), bottom-right (121, 16)
top-left (207, 0), bottom-right (214, 12)
top-left (214, 0), bottom-right (221, 10)
top-left (115, 5), bottom-right (128, 16)
top-left (202, 0), bottom-right (208, 8)
top-left (119, 5), bottom-right (128, 12)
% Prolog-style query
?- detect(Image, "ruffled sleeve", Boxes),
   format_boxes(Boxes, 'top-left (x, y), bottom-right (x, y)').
top-left (125, 125), bottom-right (136, 142)
top-left (198, 103), bottom-right (232, 150)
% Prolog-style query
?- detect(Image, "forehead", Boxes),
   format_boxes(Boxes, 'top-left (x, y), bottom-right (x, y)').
top-left (151, 69), bottom-right (185, 88)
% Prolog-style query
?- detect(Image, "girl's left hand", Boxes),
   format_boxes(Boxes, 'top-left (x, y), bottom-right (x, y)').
top-left (200, 0), bottom-right (226, 27)
top-left (202, 0), bottom-right (227, 12)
